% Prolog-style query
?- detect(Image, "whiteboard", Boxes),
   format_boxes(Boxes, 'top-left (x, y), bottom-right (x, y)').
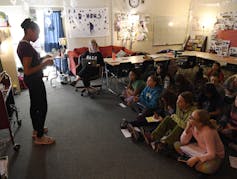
top-left (153, 16), bottom-right (188, 45)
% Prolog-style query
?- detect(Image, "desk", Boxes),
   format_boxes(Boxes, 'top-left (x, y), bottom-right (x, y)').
top-left (104, 54), bottom-right (176, 94)
top-left (181, 51), bottom-right (237, 65)
top-left (104, 52), bottom-right (237, 94)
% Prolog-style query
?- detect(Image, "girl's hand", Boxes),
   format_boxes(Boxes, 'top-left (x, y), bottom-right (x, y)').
top-left (133, 96), bottom-right (139, 102)
top-left (185, 121), bottom-right (193, 134)
top-left (42, 58), bottom-right (54, 66)
top-left (153, 112), bottom-right (159, 119)
top-left (186, 156), bottom-right (199, 167)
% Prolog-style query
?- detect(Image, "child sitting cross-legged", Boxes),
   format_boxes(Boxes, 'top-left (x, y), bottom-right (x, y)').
top-left (174, 109), bottom-right (225, 175)
top-left (140, 91), bottom-right (196, 151)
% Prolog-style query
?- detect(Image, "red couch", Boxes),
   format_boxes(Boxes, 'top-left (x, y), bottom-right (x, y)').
top-left (68, 45), bottom-right (135, 75)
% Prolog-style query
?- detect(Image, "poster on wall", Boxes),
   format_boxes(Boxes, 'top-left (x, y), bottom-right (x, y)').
top-left (66, 7), bottom-right (109, 38)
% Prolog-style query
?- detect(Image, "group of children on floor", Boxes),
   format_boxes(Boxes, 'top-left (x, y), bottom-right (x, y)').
top-left (120, 61), bottom-right (237, 175)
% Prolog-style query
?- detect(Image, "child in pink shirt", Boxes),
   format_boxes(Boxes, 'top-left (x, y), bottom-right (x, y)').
top-left (174, 109), bottom-right (225, 174)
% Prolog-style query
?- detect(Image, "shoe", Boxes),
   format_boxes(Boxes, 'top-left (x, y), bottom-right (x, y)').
top-left (32, 127), bottom-right (49, 139)
top-left (119, 95), bottom-right (125, 102)
top-left (120, 119), bottom-right (128, 129)
top-left (70, 81), bottom-right (77, 86)
top-left (34, 135), bottom-right (55, 145)
top-left (154, 142), bottom-right (167, 152)
top-left (140, 127), bottom-right (152, 145)
top-left (127, 123), bottom-right (140, 141)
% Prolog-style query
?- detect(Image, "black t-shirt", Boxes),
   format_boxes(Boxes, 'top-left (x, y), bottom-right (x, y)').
top-left (79, 51), bottom-right (105, 66)
top-left (17, 40), bottom-right (43, 81)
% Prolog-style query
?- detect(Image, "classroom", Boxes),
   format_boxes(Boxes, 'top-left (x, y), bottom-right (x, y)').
top-left (0, 0), bottom-right (237, 178)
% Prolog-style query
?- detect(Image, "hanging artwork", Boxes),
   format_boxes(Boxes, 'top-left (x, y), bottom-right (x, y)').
top-left (114, 13), bottom-right (149, 41)
top-left (66, 7), bottom-right (109, 38)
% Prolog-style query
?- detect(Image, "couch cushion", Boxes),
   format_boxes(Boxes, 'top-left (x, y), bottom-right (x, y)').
top-left (99, 46), bottom-right (113, 58)
top-left (74, 47), bottom-right (88, 56)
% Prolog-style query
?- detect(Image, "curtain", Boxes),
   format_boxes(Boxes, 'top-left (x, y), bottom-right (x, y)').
top-left (44, 11), bottom-right (64, 52)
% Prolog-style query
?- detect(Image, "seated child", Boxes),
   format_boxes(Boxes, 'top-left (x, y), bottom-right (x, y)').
top-left (174, 109), bottom-right (225, 175)
top-left (197, 83), bottom-right (223, 121)
top-left (121, 89), bottom-right (177, 134)
top-left (220, 95), bottom-right (237, 143)
top-left (120, 69), bottom-right (145, 106)
top-left (207, 62), bottom-right (224, 83)
top-left (142, 91), bottom-right (196, 151)
top-left (130, 74), bottom-right (163, 117)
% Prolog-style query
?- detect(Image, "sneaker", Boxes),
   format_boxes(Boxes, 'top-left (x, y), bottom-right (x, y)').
top-left (34, 135), bottom-right (55, 145)
top-left (127, 124), bottom-right (140, 141)
top-left (32, 127), bottom-right (49, 139)
top-left (120, 119), bottom-right (128, 129)
top-left (119, 95), bottom-right (125, 102)
top-left (154, 142), bottom-right (167, 152)
top-left (140, 127), bottom-right (152, 145)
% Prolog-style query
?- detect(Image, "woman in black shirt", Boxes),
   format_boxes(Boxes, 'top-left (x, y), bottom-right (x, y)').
top-left (71, 39), bottom-right (104, 87)
top-left (17, 18), bottom-right (55, 145)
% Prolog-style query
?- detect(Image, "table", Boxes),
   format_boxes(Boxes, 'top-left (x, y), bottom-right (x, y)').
top-left (181, 51), bottom-right (237, 65)
top-left (104, 51), bottom-right (237, 94)
top-left (104, 53), bottom-right (177, 94)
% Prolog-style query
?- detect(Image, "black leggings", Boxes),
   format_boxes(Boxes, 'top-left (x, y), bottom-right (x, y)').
top-left (78, 65), bottom-right (99, 87)
top-left (25, 78), bottom-right (47, 137)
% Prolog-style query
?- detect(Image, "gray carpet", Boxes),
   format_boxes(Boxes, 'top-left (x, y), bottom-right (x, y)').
top-left (4, 81), bottom-right (237, 179)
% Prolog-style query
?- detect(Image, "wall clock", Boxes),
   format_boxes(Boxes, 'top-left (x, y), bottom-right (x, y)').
top-left (129, 0), bottom-right (140, 8)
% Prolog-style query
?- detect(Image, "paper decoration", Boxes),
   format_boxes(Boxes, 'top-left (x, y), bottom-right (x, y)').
top-left (210, 39), bottom-right (230, 56)
top-left (229, 47), bottom-right (237, 56)
top-left (114, 13), bottom-right (149, 41)
top-left (66, 7), bottom-right (109, 38)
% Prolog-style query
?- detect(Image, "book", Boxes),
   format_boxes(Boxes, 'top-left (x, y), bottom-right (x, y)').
top-left (146, 116), bottom-right (162, 123)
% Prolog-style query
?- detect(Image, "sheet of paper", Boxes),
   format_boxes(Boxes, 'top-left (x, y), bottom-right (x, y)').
top-left (134, 127), bottom-right (141, 132)
top-left (180, 143), bottom-right (206, 157)
top-left (121, 129), bottom-right (131, 138)
top-left (229, 156), bottom-right (237, 169)
top-left (146, 116), bottom-right (160, 123)
top-left (119, 103), bottom-right (127, 108)
top-left (0, 156), bottom-right (8, 177)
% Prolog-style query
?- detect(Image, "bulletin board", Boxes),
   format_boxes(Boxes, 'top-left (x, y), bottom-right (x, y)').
top-left (66, 7), bottom-right (109, 38)
top-left (153, 16), bottom-right (188, 45)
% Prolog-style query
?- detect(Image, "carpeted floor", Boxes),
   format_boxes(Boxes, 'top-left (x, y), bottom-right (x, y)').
top-left (4, 81), bottom-right (237, 179)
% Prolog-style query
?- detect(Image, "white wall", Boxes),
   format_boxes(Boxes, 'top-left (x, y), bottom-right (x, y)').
top-left (112, 0), bottom-right (191, 53)
top-left (189, 0), bottom-right (237, 50)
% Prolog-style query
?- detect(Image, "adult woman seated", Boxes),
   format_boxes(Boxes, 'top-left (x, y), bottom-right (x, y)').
top-left (70, 39), bottom-right (105, 87)
top-left (142, 91), bottom-right (196, 151)
top-left (174, 109), bottom-right (225, 175)
top-left (120, 69), bottom-right (145, 106)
